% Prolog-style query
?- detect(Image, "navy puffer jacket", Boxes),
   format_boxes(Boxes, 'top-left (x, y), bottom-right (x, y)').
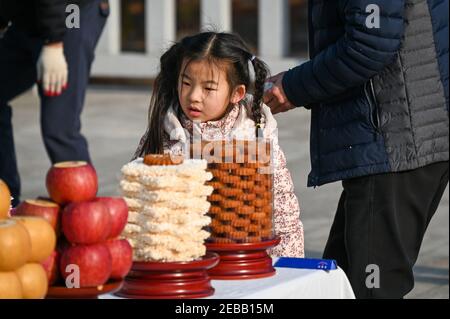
top-left (283, 0), bottom-right (449, 187)
top-left (0, 0), bottom-right (90, 43)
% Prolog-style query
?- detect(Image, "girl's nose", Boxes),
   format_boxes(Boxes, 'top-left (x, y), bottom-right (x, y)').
top-left (189, 86), bottom-right (204, 102)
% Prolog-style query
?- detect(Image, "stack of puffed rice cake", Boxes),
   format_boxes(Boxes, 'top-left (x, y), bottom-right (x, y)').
top-left (120, 158), bottom-right (213, 262)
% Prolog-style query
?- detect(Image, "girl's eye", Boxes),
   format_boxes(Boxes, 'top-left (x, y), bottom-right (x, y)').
top-left (182, 82), bottom-right (190, 86)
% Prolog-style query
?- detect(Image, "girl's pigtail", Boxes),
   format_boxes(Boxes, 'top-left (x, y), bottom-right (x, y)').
top-left (141, 43), bottom-right (182, 155)
top-left (250, 56), bottom-right (269, 138)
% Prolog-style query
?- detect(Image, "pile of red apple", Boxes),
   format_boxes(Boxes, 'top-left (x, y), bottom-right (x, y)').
top-left (13, 161), bottom-right (132, 289)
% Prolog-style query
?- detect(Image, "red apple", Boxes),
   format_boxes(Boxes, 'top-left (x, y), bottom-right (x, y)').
top-left (41, 250), bottom-right (60, 286)
top-left (46, 161), bottom-right (98, 204)
top-left (60, 243), bottom-right (112, 288)
top-left (94, 197), bottom-right (128, 238)
top-left (62, 201), bottom-right (112, 244)
top-left (13, 199), bottom-right (61, 232)
top-left (105, 239), bottom-right (133, 280)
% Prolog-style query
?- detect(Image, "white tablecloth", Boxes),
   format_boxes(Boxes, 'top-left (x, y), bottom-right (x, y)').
top-left (103, 258), bottom-right (355, 299)
top-left (207, 266), bottom-right (355, 299)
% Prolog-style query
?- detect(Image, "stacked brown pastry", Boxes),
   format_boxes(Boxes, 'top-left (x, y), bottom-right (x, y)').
top-left (119, 154), bottom-right (214, 262)
top-left (193, 140), bottom-right (274, 244)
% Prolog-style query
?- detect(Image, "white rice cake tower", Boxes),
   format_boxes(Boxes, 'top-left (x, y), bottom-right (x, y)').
top-left (120, 156), bottom-right (213, 262)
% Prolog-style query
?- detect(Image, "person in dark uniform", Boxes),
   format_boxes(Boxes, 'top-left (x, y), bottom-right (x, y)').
top-left (0, 0), bottom-right (109, 206)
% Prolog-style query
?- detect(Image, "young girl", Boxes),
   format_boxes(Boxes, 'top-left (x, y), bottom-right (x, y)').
top-left (134, 32), bottom-right (304, 257)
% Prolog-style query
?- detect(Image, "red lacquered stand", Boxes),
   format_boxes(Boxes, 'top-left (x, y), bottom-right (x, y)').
top-left (115, 252), bottom-right (219, 299)
top-left (46, 280), bottom-right (123, 299)
top-left (206, 237), bottom-right (281, 280)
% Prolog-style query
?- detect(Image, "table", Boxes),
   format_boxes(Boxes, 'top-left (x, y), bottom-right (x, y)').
top-left (103, 258), bottom-right (355, 299)
top-left (207, 265), bottom-right (355, 299)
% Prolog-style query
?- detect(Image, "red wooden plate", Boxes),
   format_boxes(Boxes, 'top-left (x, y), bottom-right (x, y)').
top-left (132, 251), bottom-right (220, 271)
top-left (46, 279), bottom-right (123, 299)
top-left (206, 237), bottom-right (281, 251)
top-left (206, 237), bottom-right (281, 280)
top-left (116, 252), bottom-right (219, 299)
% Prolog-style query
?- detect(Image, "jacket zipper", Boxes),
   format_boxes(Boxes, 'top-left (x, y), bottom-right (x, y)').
top-left (364, 79), bottom-right (381, 133)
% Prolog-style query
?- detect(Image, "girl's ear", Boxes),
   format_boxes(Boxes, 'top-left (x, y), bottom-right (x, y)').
top-left (230, 84), bottom-right (246, 104)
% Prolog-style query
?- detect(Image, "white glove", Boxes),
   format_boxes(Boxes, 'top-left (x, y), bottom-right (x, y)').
top-left (37, 43), bottom-right (68, 96)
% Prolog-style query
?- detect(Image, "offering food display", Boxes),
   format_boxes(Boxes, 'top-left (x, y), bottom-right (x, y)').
top-left (120, 155), bottom-right (213, 262)
top-left (206, 157), bottom-right (274, 243)
top-left (0, 180), bottom-right (56, 299)
top-left (44, 162), bottom-right (131, 298)
top-left (1, 162), bottom-right (132, 299)
top-left (116, 155), bottom-right (219, 299)
top-left (0, 138), bottom-right (280, 298)
top-left (192, 139), bottom-right (280, 279)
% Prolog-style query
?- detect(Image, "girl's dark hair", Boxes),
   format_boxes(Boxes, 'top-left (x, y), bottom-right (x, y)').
top-left (138, 32), bottom-right (270, 156)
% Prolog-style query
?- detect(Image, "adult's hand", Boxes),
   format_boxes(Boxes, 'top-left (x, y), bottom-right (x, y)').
top-left (37, 42), bottom-right (68, 96)
top-left (263, 72), bottom-right (296, 114)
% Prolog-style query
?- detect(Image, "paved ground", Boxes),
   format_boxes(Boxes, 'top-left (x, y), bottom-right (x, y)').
top-left (9, 85), bottom-right (448, 298)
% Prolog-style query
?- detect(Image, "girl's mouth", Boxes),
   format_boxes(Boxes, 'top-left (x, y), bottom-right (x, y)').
top-left (188, 107), bottom-right (202, 117)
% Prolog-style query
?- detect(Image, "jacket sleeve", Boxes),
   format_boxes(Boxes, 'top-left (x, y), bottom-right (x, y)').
top-left (0, 16), bottom-right (8, 29)
top-left (283, 0), bottom-right (406, 107)
top-left (0, 0), bottom-right (9, 29)
top-left (268, 136), bottom-right (304, 258)
top-left (35, 0), bottom-right (68, 43)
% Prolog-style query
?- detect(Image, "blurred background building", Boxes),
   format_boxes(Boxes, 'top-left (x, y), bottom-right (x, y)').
top-left (92, 0), bottom-right (308, 80)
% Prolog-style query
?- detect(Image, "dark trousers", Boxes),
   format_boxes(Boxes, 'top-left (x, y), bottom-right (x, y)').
top-left (323, 161), bottom-right (449, 298)
top-left (0, 0), bottom-right (108, 206)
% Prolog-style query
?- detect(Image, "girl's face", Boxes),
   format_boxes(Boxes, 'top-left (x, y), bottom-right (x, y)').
top-left (178, 58), bottom-right (245, 122)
